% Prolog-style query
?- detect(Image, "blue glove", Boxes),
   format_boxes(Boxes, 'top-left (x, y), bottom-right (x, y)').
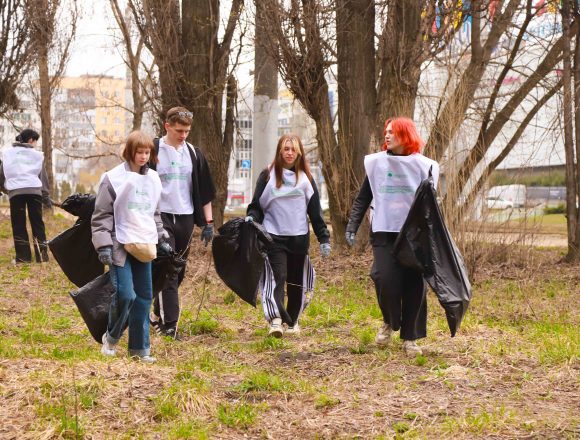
top-left (320, 243), bottom-right (331, 258)
top-left (201, 223), bottom-right (214, 247)
top-left (157, 241), bottom-right (173, 256)
top-left (98, 246), bottom-right (113, 266)
top-left (244, 216), bottom-right (253, 223)
top-left (345, 231), bottom-right (356, 247)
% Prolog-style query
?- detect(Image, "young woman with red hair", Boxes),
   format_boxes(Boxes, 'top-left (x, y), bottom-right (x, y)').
top-left (346, 117), bottom-right (440, 356)
top-left (246, 134), bottom-right (331, 338)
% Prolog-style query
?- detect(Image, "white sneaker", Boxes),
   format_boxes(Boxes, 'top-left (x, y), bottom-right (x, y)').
top-left (285, 323), bottom-right (301, 335)
top-left (268, 318), bottom-right (284, 338)
top-left (375, 323), bottom-right (393, 347)
top-left (402, 340), bottom-right (423, 356)
top-left (132, 355), bottom-right (157, 363)
top-left (101, 333), bottom-right (116, 357)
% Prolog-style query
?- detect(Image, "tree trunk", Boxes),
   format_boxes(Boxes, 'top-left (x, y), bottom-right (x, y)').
top-left (36, 0), bottom-right (54, 196)
top-left (571, 1), bottom-right (580, 262)
top-left (376, 1), bottom-right (422, 139)
top-left (335, 0), bottom-right (376, 245)
top-left (136, 0), bottom-right (242, 225)
top-left (252, 0), bottom-right (279, 193)
top-left (563, 0), bottom-right (579, 262)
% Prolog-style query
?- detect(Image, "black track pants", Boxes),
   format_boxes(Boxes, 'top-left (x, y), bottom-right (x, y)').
top-left (9, 194), bottom-right (48, 263)
top-left (370, 235), bottom-right (426, 341)
top-left (153, 212), bottom-right (194, 327)
top-left (266, 245), bottom-right (307, 326)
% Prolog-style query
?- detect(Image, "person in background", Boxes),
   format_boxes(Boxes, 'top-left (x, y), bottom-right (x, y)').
top-left (246, 134), bottom-right (331, 338)
top-left (346, 117), bottom-right (439, 356)
top-left (92, 130), bottom-right (171, 363)
top-left (0, 129), bottom-right (51, 263)
top-left (149, 106), bottom-right (216, 339)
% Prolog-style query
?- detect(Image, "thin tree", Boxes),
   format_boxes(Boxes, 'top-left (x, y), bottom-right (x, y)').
top-left (561, 0), bottom-right (579, 262)
top-left (28, 0), bottom-right (78, 194)
top-left (109, 0), bottom-right (149, 131)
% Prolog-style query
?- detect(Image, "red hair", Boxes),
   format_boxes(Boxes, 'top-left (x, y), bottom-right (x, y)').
top-left (381, 117), bottom-right (424, 155)
top-left (271, 134), bottom-right (312, 188)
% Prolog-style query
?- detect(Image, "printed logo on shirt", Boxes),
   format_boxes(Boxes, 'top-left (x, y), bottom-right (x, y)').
top-left (386, 171), bottom-right (406, 179)
top-left (270, 187), bottom-right (303, 198)
top-left (13, 151), bottom-right (37, 165)
top-left (378, 184), bottom-right (414, 194)
top-left (135, 189), bottom-right (149, 197)
top-left (128, 201), bottom-right (152, 211)
top-left (160, 172), bottom-right (188, 181)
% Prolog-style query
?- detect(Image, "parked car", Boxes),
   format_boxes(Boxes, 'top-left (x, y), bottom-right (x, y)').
top-left (486, 196), bottom-right (514, 210)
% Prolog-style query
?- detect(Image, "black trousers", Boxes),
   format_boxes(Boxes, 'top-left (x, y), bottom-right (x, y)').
top-left (9, 194), bottom-right (48, 263)
top-left (153, 212), bottom-right (194, 327)
top-left (370, 233), bottom-right (426, 341)
top-left (267, 244), bottom-right (307, 326)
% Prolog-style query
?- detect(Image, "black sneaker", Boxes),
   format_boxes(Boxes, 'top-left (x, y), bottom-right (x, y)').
top-left (161, 326), bottom-right (181, 340)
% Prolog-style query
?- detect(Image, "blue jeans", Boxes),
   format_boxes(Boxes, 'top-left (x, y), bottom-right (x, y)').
top-left (105, 255), bottom-right (153, 356)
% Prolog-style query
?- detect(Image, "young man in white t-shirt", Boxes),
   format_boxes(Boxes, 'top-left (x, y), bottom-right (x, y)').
top-left (150, 107), bottom-right (216, 338)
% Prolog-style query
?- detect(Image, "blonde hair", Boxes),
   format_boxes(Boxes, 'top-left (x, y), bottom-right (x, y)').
top-left (271, 134), bottom-right (312, 188)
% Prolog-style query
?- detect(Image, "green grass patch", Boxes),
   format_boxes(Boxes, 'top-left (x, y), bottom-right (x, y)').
top-left (235, 371), bottom-right (295, 394)
top-left (314, 394), bottom-right (340, 409)
top-left (217, 402), bottom-right (257, 429)
top-left (167, 420), bottom-right (211, 440)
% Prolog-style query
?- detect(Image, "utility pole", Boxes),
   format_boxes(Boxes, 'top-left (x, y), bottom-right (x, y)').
top-left (252, 1), bottom-right (278, 196)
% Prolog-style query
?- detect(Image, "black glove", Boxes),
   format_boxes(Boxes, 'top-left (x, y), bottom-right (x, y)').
top-left (98, 246), bottom-right (113, 266)
top-left (157, 241), bottom-right (173, 256)
top-left (201, 223), bottom-right (214, 247)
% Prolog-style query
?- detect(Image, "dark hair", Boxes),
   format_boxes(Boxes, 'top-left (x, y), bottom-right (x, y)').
top-left (16, 129), bottom-right (40, 144)
top-left (121, 130), bottom-right (158, 164)
top-left (271, 134), bottom-right (312, 188)
top-left (165, 106), bottom-right (193, 126)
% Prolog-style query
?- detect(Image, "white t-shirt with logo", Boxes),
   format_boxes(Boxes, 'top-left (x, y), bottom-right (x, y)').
top-left (156, 138), bottom-right (194, 214)
top-left (105, 163), bottom-right (162, 244)
top-left (364, 152), bottom-right (439, 233)
top-left (259, 168), bottom-right (315, 236)
top-left (2, 146), bottom-right (43, 190)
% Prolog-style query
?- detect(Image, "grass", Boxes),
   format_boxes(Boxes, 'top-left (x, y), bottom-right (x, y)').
top-left (0, 211), bottom-right (578, 438)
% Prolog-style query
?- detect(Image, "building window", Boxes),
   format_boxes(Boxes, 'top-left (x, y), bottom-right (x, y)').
top-left (241, 139), bottom-right (252, 150)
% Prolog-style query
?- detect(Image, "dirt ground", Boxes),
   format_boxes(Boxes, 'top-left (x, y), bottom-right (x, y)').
top-left (0, 211), bottom-right (578, 439)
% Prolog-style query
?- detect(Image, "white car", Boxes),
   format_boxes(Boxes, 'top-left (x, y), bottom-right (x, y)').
top-left (486, 196), bottom-right (514, 210)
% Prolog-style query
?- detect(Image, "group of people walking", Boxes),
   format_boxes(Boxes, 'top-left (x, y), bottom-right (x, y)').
top-left (2, 110), bottom-right (439, 361)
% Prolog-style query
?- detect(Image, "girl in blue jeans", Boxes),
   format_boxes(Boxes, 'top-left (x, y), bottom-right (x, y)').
top-left (91, 131), bottom-right (170, 362)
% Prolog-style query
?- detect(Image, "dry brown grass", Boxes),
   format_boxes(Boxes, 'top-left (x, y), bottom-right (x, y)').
top-left (0, 212), bottom-right (578, 439)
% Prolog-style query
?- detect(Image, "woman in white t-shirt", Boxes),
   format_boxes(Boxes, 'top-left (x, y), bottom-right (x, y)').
top-left (91, 131), bottom-right (170, 362)
top-left (346, 117), bottom-right (439, 356)
top-left (246, 134), bottom-right (331, 338)
top-left (0, 129), bottom-right (51, 263)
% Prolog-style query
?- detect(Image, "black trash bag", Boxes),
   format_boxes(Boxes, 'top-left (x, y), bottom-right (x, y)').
top-left (393, 176), bottom-right (472, 337)
top-left (60, 193), bottom-right (96, 218)
top-left (212, 217), bottom-right (273, 307)
top-left (152, 252), bottom-right (187, 294)
top-left (49, 194), bottom-right (104, 287)
top-left (69, 272), bottom-right (115, 343)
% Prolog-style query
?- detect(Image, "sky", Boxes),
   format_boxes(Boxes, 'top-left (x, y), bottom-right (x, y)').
top-left (66, 2), bottom-right (126, 78)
